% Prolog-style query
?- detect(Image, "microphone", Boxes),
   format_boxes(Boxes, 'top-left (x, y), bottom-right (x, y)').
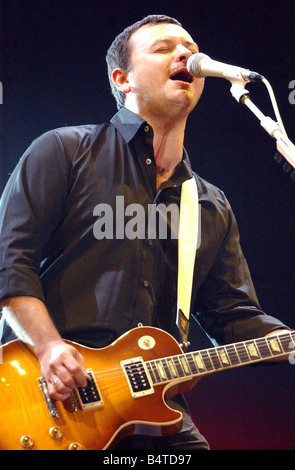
top-left (187, 53), bottom-right (264, 84)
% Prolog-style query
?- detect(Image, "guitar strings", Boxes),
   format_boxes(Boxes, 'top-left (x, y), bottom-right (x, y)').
top-left (90, 333), bottom-right (294, 381)
top-left (4, 333), bottom-right (293, 387)
top-left (91, 333), bottom-right (294, 384)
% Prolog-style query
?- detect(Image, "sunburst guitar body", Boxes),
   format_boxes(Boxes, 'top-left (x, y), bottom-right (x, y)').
top-left (0, 325), bottom-right (294, 450)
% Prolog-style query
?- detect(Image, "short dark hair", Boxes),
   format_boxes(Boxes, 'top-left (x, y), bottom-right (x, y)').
top-left (106, 15), bottom-right (182, 109)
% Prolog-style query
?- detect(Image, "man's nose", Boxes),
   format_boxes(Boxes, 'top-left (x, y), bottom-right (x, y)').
top-left (174, 44), bottom-right (192, 63)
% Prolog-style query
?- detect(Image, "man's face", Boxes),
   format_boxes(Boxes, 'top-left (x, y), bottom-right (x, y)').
top-left (124, 23), bottom-right (204, 119)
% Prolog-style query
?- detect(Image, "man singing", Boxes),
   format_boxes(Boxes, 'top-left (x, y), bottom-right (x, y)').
top-left (0, 15), bottom-right (290, 450)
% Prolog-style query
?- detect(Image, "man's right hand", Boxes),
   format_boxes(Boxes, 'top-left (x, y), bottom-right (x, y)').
top-left (1, 296), bottom-right (90, 401)
top-left (37, 340), bottom-right (90, 401)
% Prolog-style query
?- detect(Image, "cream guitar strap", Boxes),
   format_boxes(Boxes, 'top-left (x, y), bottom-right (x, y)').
top-left (176, 176), bottom-right (199, 351)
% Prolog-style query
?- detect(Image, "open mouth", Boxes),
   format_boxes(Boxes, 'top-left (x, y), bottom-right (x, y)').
top-left (170, 69), bottom-right (193, 83)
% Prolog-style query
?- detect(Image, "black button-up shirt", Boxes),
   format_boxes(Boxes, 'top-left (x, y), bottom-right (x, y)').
top-left (0, 107), bottom-right (287, 347)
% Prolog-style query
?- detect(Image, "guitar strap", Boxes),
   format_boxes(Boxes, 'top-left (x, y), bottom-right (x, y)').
top-left (176, 176), bottom-right (199, 351)
top-left (0, 314), bottom-right (4, 340)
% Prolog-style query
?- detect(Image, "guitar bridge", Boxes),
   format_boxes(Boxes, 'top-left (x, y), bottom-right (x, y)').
top-left (121, 357), bottom-right (154, 398)
top-left (74, 368), bottom-right (104, 410)
top-left (38, 377), bottom-right (60, 418)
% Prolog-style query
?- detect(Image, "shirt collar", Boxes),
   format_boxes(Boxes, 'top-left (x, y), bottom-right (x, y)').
top-left (110, 107), bottom-right (194, 183)
top-left (110, 107), bottom-right (147, 143)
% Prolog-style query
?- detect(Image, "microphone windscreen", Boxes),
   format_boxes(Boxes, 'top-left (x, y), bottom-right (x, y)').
top-left (187, 53), bottom-right (209, 77)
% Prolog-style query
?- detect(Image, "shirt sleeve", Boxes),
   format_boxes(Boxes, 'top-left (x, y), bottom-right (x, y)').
top-left (0, 130), bottom-right (71, 302)
top-left (193, 195), bottom-right (289, 345)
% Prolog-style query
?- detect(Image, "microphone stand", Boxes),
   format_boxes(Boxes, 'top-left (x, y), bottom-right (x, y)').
top-left (230, 83), bottom-right (295, 171)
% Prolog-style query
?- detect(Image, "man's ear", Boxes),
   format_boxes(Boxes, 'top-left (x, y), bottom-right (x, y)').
top-left (112, 68), bottom-right (131, 94)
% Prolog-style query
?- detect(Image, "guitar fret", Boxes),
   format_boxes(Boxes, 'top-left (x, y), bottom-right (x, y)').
top-left (208, 349), bottom-right (222, 369)
top-left (225, 344), bottom-right (241, 365)
top-left (245, 341), bottom-right (260, 359)
top-left (216, 347), bottom-right (231, 366)
top-left (255, 338), bottom-right (272, 358)
top-left (146, 362), bottom-right (157, 383)
top-left (173, 356), bottom-right (189, 377)
top-left (186, 353), bottom-right (199, 374)
top-left (149, 361), bottom-right (161, 383)
top-left (166, 357), bottom-right (179, 378)
top-left (155, 360), bottom-right (167, 381)
top-left (161, 359), bottom-right (173, 380)
top-left (268, 337), bottom-right (282, 354)
top-left (192, 352), bottom-right (206, 372)
top-left (200, 350), bottom-right (214, 371)
top-left (170, 357), bottom-right (184, 377)
top-left (273, 333), bottom-right (293, 354)
top-left (235, 342), bottom-right (250, 363)
top-left (277, 335), bottom-right (288, 353)
top-left (179, 355), bottom-right (192, 375)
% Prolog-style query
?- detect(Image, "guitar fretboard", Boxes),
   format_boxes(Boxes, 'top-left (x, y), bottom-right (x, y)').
top-left (146, 331), bottom-right (295, 385)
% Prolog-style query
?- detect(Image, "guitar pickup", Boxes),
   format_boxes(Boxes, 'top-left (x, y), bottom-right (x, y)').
top-left (121, 357), bottom-right (154, 398)
top-left (75, 369), bottom-right (104, 410)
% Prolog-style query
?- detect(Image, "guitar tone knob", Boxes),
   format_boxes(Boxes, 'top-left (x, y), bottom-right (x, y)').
top-left (20, 435), bottom-right (34, 449)
top-left (49, 426), bottom-right (63, 439)
top-left (68, 442), bottom-right (83, 450)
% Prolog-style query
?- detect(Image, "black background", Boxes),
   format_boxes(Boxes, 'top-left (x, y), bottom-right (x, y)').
top-left (1, 0), bottom-right (295, 450)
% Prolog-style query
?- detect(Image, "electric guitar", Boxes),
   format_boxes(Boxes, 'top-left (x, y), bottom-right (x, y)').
top-left (0, 325), bottom-right (294, 450)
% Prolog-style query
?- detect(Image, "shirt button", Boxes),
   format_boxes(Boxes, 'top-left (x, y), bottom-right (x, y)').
top-left (144, 125), bottom-right (150, 133)
top-left (145, 158), bottom-right (152, 165)
top-left (143, 280), bottom-right (149, 287)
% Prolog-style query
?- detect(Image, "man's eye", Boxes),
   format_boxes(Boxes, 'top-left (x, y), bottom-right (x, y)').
top-left (155, 47), bottom-right (172, 53)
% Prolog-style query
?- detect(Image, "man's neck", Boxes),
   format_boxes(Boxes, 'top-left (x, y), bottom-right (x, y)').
top-left (151, 116), bottom-right (187, 189)
top-left (125, 103), bottom-right (188, 188)
top-left (135, 109), bottom-right (186, 167)
top-left (153, 123), bottom-right (183, 170)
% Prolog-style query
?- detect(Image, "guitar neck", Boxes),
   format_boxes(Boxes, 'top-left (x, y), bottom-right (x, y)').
top-left (146, 331), bottom-right (295, 385)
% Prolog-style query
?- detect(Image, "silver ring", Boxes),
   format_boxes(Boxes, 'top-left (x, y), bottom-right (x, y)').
top-left (53, 377), bottom-right (60, 385)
